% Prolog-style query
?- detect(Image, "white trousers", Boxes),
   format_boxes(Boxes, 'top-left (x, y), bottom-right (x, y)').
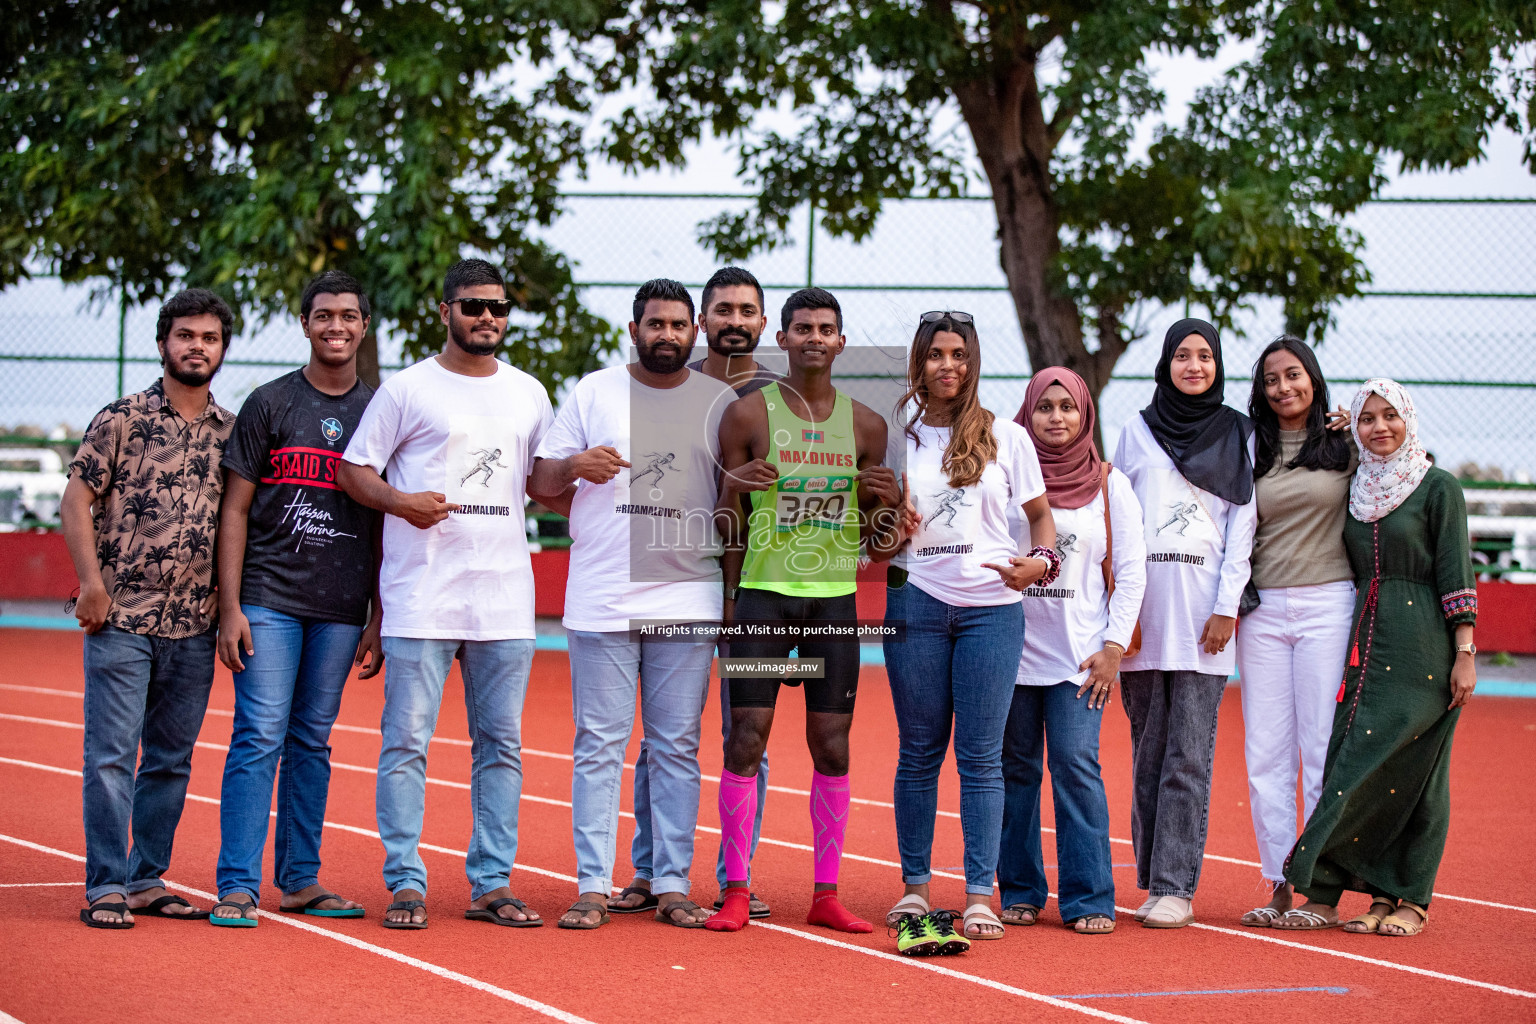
top-left (1234, 580), bottom-right (1356, 881)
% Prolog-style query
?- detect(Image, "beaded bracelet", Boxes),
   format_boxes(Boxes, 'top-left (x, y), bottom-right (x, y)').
top-left (1026, 545), bottom-right (1062, 588)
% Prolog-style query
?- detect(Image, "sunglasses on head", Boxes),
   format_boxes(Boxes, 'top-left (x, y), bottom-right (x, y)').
top-left (921, 310), bottom-right (974, 324)
top-left (447, 297), bottom-right (514, 318)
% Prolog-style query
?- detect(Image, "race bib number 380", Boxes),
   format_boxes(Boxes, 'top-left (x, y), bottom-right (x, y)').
top-left (776, 474), bottom-right (854, 532)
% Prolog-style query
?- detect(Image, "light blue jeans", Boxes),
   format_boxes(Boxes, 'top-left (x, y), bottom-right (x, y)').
top-left (217, 605), bottom-right (362, 903)
top-left (632, 660), bottom-right (768, 890)
top-left (569, 631), bottom-right (713, 896)
top-left (377, 637), bottom-right (534, 901)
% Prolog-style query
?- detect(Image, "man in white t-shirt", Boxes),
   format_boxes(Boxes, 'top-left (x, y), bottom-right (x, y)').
top-left (338, 258), bottom-right (556, 930)
top-left (530, 279), bottom-right (734, 930)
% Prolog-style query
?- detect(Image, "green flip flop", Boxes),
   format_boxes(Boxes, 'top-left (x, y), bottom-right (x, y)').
top-left (208, 899), bottom-right (258, 928)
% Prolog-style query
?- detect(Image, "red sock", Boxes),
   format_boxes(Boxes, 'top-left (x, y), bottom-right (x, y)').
top-left (806, 889), bottom-right (872, 933)
top-left (705, 886), bottom-right (751, 932)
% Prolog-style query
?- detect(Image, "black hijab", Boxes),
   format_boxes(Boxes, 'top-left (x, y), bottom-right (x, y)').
top-left (1141, 318), bottom-right (1254, 505)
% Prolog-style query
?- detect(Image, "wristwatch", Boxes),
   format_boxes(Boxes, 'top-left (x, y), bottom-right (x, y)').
top-left (1455, 642), bottom-right (1477, 656)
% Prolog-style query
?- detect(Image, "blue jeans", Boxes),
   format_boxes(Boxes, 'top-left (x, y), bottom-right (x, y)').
top-left (568, 631), bottom-right (713, 895)
top-left (633, 644), bottom-right (767, 890)
top-left (1119, 669), bottom-right (1226, 898)
top-left (377, 637), bottom-right (533, 900)
top-left (883, 583), bottom-right (1025, 894)
top-left (998, 682), bottom-right (1116, 920)
top-left (216, 605), bottom-right (362, 902)
top-left (82, 627), bottom-right (215, 904)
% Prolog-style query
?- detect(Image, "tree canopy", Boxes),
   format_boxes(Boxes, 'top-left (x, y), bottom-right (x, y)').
top-left (4, 2), bottom-right (1532, 400)
top-left (0, 0), bottom-right (617, 386)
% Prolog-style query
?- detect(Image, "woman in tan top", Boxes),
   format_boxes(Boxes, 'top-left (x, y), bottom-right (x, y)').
top-left (1235, 337), bottom-right (1356, 927)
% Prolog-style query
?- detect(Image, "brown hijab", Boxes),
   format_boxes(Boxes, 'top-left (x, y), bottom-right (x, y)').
top-left (1015, 366), bottom-right (1102, 509)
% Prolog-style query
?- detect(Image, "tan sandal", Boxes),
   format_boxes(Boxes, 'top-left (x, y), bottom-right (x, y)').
top-left (1379, 901), bottom-right (1427, 937)
top-left (962, 904), bottom-right (1006, 940)
top-left (1343, 898), bottom-right (1397, 934)
top-left (885, 893), bottom-right (929, 928)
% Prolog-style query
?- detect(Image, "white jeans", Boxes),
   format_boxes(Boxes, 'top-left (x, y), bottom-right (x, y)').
top-left (1235, 580), bottom-right (1356, 882)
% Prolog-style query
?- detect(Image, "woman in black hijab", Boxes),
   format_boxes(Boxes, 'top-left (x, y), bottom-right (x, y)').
top-left (1110, 318), bottom-right (1259, 929)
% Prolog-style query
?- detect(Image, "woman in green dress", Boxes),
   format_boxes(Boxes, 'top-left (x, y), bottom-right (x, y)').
top-left (1277, 378), bottom-right (1477, 937)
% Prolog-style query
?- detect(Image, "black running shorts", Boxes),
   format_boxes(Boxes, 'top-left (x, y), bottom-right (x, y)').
top-left (727, 588), bottom-right (860, 714)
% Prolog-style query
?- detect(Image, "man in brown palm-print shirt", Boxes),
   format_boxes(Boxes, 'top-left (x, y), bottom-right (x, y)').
top-left (60, 288), bottom-right (236, 928)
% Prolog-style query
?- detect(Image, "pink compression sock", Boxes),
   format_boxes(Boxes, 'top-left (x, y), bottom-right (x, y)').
top-left (810, 770), bottom-right (851, 885)
top-left (718, 768), bottom-right (758, 884)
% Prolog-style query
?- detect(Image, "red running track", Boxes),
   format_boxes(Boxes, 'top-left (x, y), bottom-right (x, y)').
top-left (1, 626), bottom-right (1534, 1024)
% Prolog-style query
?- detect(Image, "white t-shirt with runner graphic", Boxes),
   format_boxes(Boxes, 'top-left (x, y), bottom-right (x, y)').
top-left (1011, 469), bottom-right (1147, 686)
top-left (897, 418), bottom-right (1046, 607)
top-left (536, 365), bottom-right (735, 633)
top-left (342, 357), bottom-right (552, 641)
top-left (1112, 413), bottom-right (1258, 675)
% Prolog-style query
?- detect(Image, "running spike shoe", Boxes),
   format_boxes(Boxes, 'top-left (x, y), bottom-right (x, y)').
top-left (923, 909), bottom-right (972, 955)
top-left (892, 912), bottom-right (938, 956)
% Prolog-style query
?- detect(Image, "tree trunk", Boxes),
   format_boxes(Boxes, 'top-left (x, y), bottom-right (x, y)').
top-left (953, 59), bottom-right (1126, 453)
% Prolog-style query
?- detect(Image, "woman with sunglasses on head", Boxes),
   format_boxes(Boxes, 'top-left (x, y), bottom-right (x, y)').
top-left (874, 311), bottom-right (1055, 947)
top-left (1112, 318), bottom-right (1257, 929)
top-left (1236, 338), bottom-right (1358, 928)
top-left (996, 367), bottom-right (1145, 935)
top-left (1280, 380), bottom-right (1476, 937)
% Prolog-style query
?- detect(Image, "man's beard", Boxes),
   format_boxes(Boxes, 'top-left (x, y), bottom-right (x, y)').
top-left (164, 357), bottom-right (221, 387)
top-left (450, 319), bottom-right (502, 356)
top-left (636, 339), bottom-right (692, 375)
top-left (707, 327), bottom-right (758, 356)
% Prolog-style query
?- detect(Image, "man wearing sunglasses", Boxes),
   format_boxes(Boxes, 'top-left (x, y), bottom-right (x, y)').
top-left (338, 258), bottom-right (556, 930)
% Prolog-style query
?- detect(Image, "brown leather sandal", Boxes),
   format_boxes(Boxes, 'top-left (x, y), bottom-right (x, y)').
top-left (1343, 898), bottom-right (1397, 934)
top-left (1379, 901), bottom-right (1427, 937)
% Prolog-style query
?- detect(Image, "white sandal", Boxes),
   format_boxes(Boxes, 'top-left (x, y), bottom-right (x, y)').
top-left (885, 893), bottom-right (930, 928)
top-left (962, 904), bottom-right (1005, 940)
top-left (1142, 896), bottom-right (1194, 929)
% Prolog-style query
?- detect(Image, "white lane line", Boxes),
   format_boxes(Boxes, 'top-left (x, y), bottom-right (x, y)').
top-left (754, 921), bottom-right (1149, 1023)
top-left (1113, 902), bottom-right (1536, 1000)
top-left (4, 757), bottom-right (1532, 1006)
top-left (0, 1009), bottom-right (25, 1023)
top-left (2, 710), bottom-right (1524, 912)
top-left (0, 820), bottom-right (1137, 1024)
top-left (0, 833), bottom-right (594, 1024)
top-left (0, 882), bottom-right (78, 887)
top-left (0, 683), bottom-right (83, 699)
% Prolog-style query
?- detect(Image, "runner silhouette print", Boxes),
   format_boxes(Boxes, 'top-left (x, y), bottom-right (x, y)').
top-left (925, 488), bottom-right (974, 529)
top-left (1155, 499), bottom-right (1201, 536)
top-left (631, 450), bottom-right (676, 495)
top-left (460, 447), bottom-right (508, 487)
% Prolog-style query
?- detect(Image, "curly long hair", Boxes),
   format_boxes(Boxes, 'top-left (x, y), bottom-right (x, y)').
top-left (900, 316), bottom-right (996, 488)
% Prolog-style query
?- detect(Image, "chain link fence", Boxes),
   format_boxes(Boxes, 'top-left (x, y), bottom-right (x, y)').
top-left (3, 195), bottom-right (1534, 488)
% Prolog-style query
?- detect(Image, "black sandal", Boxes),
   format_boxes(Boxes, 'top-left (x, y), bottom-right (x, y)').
top-left (608, 886), bottom-right (659, 914)
top-left (655, 899), bottom-right (707, 929)
top-left (382, 898), bottom-right (428, 930)
top-left (133, 894), bottom-right (210, 920)
top-left (279, 892), bottom-right (364, 918)
top-left (1002, 903), bottom-right (1041, 926)
top-left (80, 900), bottom-right (134, 929)
top-left (465, 896), bottom-right (541, 928)
top-left (1068, 913), bottom-right (1116, 934)
top-left (556, 900), bottom-right (610, 930)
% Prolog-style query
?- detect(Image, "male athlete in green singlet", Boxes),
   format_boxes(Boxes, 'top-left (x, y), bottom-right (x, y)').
top-left (705, 287), bottom-right (902, 933)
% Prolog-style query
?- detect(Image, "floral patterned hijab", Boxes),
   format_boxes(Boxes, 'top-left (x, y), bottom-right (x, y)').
top-left (1348, 378), bottom-right (1431, 522)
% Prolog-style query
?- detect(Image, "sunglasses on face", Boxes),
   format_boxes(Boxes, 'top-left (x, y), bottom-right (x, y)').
top-left (447, 297), bottom-right (514, 318)
top-left (921, 310), bottom-right (974, 324)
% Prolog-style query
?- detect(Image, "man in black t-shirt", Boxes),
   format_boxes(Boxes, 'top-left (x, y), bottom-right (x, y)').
top-left (209, 271), bottom-right (381, 926)
top-left (617, 267), bottom-right (780, 921)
